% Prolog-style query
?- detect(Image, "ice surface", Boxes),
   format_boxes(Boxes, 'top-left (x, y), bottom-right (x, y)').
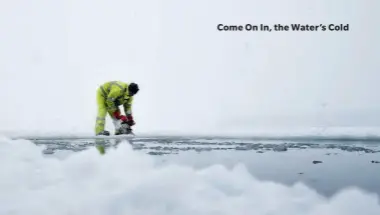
top-left (0, 136), bottom-right (379, 215)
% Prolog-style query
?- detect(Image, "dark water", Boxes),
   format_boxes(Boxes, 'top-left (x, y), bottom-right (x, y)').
top-left (26, 136), bottom-right (380, 198)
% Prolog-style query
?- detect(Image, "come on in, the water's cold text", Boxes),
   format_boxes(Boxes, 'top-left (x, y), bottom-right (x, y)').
top-left (217, 24), bottom-right (350, 32)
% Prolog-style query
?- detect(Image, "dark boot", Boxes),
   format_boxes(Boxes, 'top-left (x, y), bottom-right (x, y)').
top-left (96, 130), bottom-right (110, 136)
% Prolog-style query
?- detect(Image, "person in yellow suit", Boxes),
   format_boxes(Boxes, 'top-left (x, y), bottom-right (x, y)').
top-left (95, 81), bottom-right (139, 136)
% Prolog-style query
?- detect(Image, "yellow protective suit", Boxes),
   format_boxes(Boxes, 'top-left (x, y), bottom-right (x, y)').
top-left (95, 81), bottom-right (134, 135)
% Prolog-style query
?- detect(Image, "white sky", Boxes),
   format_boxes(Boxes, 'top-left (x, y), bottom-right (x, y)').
top-left (0, 0), bottom-right (379, 135)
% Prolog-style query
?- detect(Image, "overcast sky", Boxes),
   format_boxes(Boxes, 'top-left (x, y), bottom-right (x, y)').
top-left (0, 0), bottom-right (379, 136)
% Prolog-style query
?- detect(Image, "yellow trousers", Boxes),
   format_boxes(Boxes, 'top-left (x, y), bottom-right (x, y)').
top-left (95, 88), bottom-right (118, 134)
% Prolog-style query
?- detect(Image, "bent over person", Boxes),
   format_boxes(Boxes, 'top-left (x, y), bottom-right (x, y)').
top-left (95, 81), bottom-right (139, 136)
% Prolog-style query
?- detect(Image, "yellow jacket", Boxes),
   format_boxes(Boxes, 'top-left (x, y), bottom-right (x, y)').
top-left (99, 81), bottom-right (134, 114)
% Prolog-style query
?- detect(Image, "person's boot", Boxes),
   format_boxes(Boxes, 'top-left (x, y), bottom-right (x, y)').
top-left (96, 130), bottom-right (110, 136)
